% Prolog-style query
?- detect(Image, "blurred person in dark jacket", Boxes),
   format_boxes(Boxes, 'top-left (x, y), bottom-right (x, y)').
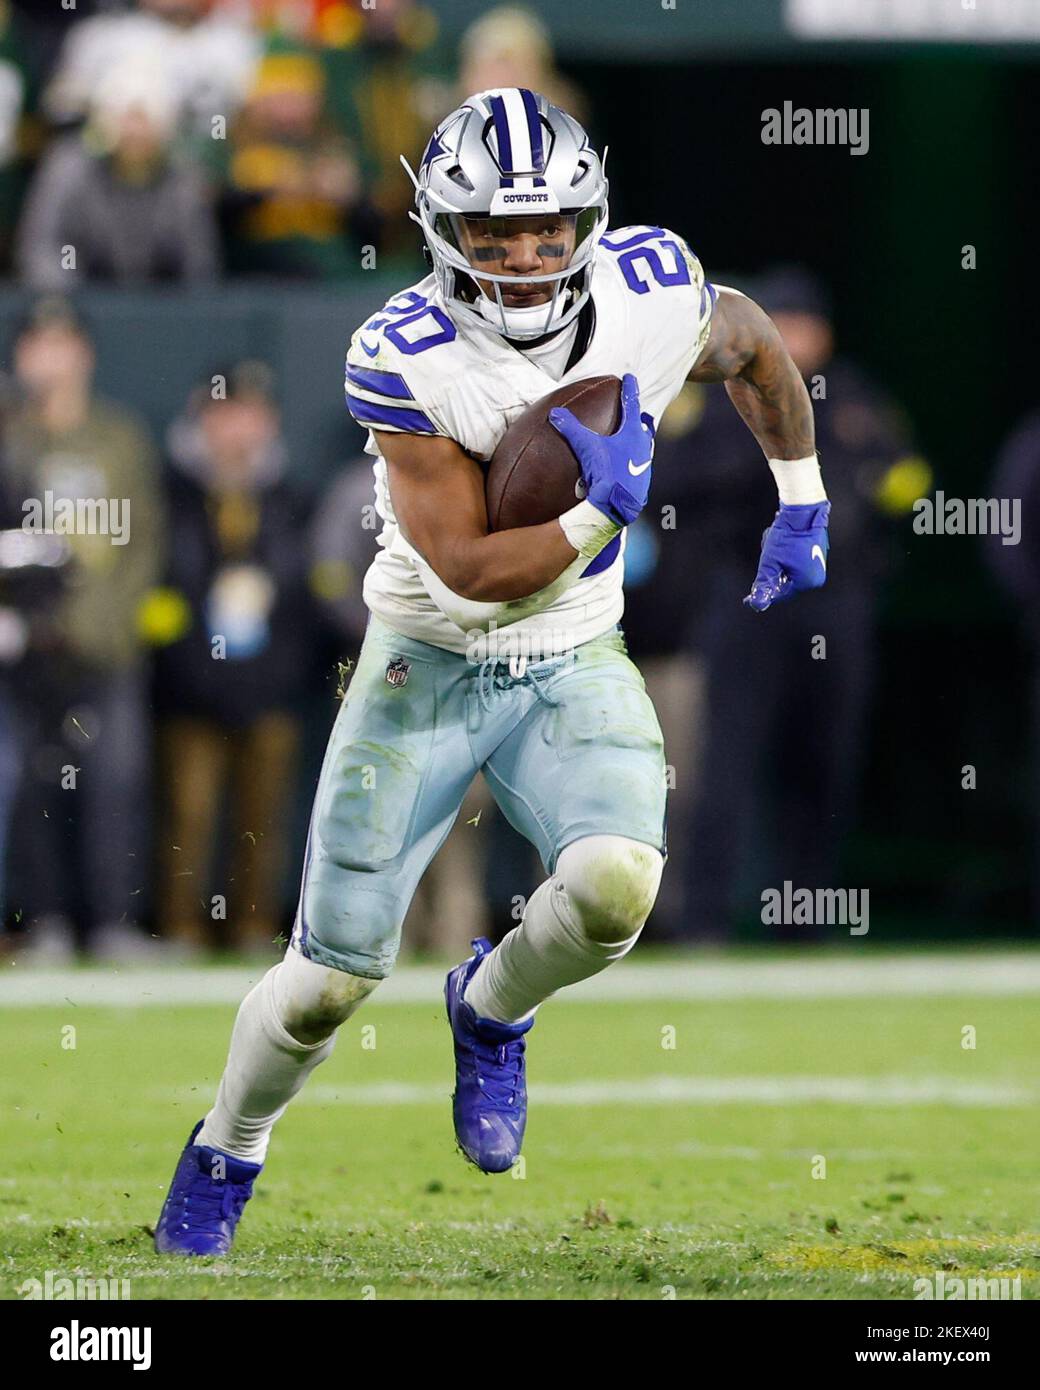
top-left (16, 61), bottom-right (219, 288)
top-left (617, 384), bottom-right (716, 939)
top-left (0, 421), bottom-right (67, 941)
top-left (3, 296), bottom-right (165, 960)
top-left (680, 267), bottom-right (928, 940)
top-left (307, 451), bottom-right (377, 651)
top-left (0, 523), bottom-right (76, 944)
top-left (153, 360), bottom-right (317, 954)
top-left (988, 411), bottom-right (1040, 925)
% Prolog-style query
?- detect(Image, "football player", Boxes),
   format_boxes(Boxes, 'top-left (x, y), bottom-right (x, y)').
top-left (156, 88), bottom-right (829, 1254)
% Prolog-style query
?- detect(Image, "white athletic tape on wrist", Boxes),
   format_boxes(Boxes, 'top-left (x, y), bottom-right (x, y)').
top-left (558, 498), bottom-right (622, 559)
top-left (768, 455), bottom-right (827, 506)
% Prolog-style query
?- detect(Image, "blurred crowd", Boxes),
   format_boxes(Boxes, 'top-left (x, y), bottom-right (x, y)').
top-left (0, 0), bottom-right (583, 285)
top-left (0, 0), bottom-right (992, 964)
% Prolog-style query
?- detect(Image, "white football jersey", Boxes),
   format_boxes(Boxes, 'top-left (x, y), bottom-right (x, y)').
top-left (344, 226), bottom-right (716, 657)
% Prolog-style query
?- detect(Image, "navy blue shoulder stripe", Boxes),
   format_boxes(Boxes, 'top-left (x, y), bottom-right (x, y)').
top-left (345, 363), bottom-right (414, 400)
top-left (346, 392), bottom-right (438, 434)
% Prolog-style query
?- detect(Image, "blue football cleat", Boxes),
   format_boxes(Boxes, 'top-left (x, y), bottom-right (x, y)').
top-left (154, 1120), bottom-right (261, 1256)
top-left (445, 938), bottom-right (534, 1174)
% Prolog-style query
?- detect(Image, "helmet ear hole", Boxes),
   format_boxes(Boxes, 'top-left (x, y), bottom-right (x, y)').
top-left (446, 164), bottom-right (474, 192)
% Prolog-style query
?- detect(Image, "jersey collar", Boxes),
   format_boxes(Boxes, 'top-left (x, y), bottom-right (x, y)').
top-left (505, 295), bottom-right (597, 369)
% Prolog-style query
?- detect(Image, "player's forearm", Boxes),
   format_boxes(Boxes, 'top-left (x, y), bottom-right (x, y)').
top-left (724, 341), bottom-right (815, 461)
top-left (438, 521), bottom-right (582, 602)
top-left (380, 430), bottom-right (597, 603)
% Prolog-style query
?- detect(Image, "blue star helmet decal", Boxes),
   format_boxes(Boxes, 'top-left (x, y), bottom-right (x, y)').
top-left (421, 128), bottom-right (448, 170)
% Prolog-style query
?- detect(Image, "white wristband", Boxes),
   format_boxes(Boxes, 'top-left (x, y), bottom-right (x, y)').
top-left (558, 498), bottom-right (622, 559)
top-left (768, 455), bottom-right (827, 506)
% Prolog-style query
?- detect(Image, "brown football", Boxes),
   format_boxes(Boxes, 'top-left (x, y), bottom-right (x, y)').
top-left (485, 375), bottom-right (622, 531)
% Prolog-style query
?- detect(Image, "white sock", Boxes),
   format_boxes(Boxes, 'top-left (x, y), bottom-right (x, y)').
top-left (196, 948), bottom-right (378, 1163)
top-left (463, 835), bottom-right (662, 1024)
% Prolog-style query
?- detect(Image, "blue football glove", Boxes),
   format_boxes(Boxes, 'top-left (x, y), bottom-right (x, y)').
top-left (548, 373), bottom-right (655, 526)
top-left (744, 501), bottom-right (831, 612)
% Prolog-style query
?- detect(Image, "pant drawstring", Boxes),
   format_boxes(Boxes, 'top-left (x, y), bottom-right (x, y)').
top-left (475, 654), bottom-right (565, 714)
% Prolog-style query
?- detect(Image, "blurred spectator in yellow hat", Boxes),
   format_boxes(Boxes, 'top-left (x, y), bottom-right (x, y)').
top-left (319, 0), bottom-right (449, 267)
top-left (16, 61), bottom-right (220, 287)
top-left (219, 47), bottom-right (365, 278)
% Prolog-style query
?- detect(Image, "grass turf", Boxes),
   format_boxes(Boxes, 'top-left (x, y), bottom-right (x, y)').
top-left (2, 958), bottom-right (1038, 1300)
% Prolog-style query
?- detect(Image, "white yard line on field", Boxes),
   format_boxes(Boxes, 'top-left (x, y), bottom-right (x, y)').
top-left (291, 1074), bottom-right (1034, 1108)
top-left (3, 951), bottom-right (1040, 1007)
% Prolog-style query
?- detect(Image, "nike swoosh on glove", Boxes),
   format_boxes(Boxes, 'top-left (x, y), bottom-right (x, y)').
top-left (548, 373), bottom-right (655, 526)
top-left (744, 501), bottom-right (831, 612)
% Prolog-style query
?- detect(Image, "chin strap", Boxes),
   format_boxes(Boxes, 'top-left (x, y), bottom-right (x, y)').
top-left (474, 283), bottom-right (574, 339)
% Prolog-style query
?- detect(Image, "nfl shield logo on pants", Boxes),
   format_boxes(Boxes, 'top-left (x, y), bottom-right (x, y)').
top-left (385, 657), bottom-right (410, 688)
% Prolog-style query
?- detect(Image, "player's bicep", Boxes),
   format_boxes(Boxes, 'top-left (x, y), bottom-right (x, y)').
top-left (688, 288), bottom-right (778, 384)
top-left (375, 430), bottom-right (487, 579)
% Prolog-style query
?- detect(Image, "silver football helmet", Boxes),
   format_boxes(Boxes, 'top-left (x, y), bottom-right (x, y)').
top-left (403, 88), bottom-right (609, 341)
